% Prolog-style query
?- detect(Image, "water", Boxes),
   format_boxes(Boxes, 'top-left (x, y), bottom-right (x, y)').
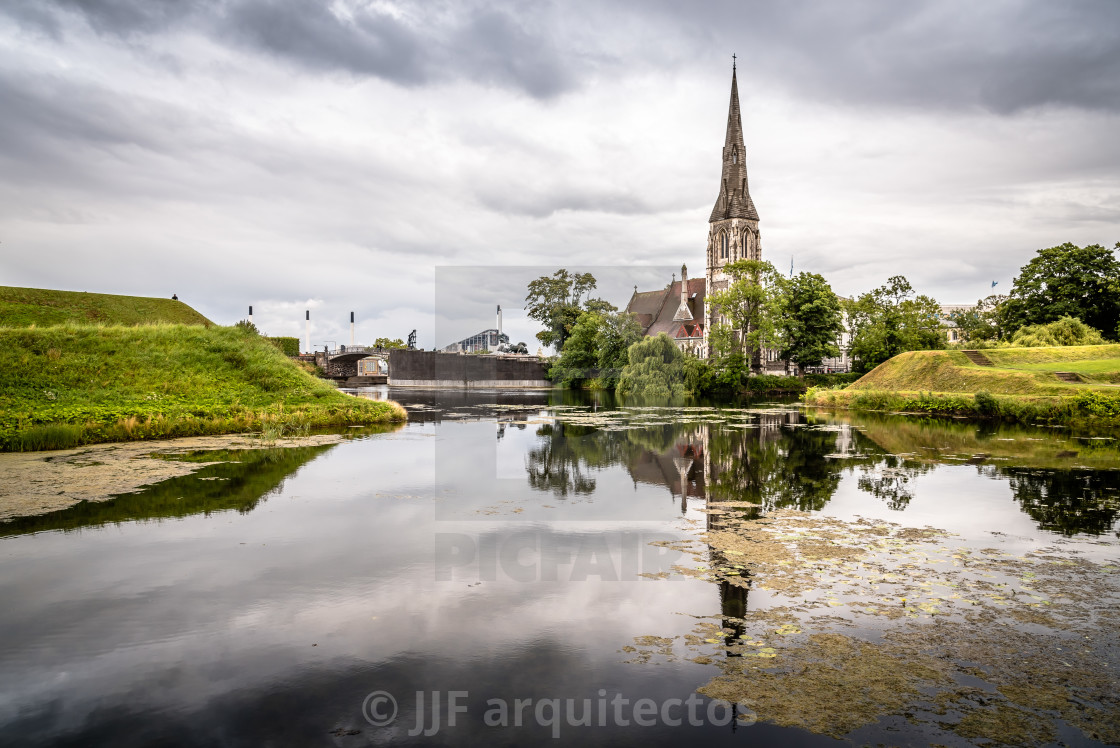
top-left (1, 389), bottom-right (1117, 746)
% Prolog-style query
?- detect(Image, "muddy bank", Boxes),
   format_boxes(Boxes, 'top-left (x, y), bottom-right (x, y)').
top-left (0, 431), bottom-right (376, 521)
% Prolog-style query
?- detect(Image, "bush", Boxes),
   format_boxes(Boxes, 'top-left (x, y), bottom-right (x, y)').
top-left (266, 336), bottom-right (300, 356)
top-left (1003, 316), bottom-right (1106, 348)
top-left (973, 390), bottom-right (1001, 416)
top-left (803, 372), bottom-right (862, 387)
top-left (9, 423), bottom-right (85, 451)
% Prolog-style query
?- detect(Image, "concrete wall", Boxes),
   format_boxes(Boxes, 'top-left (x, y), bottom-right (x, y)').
top-left (388, 350), bottom-right (552, 388)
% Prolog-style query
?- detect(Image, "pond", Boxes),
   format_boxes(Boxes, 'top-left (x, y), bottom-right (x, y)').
top-left (1, 389), bottom-right (1118, 746)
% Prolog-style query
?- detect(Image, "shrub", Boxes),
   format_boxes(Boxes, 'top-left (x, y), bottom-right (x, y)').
top-left (266, 337), bottom-right (300, 356)
top-left (1003, 316), bottom-right (1106, 348)
top-left (10, 423), bottom-right (85, 451)
top-left (973, 390), bottom-right (1001, 416)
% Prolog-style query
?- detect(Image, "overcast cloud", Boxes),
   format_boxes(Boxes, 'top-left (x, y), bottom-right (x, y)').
top-left (1, 0), bottom-right (1118, 349)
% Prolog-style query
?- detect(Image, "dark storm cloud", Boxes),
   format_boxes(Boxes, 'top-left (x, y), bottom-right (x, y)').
top-left (6, 1), bottom-right (1117, 110)
top-left (3, 0), bottom-right (577, 99)
top-left (629, 0), bottom-right (1120, 114)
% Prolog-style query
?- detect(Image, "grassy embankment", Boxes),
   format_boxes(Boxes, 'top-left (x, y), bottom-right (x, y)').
top-left (0, 285), bottom-right (214, 327)
top-left (0, 287), bottom-right (406, 451)
top-left (805, 345), bottom-right (1120, 428)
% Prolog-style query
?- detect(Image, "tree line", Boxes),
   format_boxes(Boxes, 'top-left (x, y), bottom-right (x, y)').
top-left (526, 241), bottom-right (1120, 391)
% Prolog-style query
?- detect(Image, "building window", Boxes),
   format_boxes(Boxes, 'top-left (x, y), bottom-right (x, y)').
top-left (720, 231), bottom-right (729, 259)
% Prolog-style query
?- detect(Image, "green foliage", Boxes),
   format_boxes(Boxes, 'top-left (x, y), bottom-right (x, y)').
top-left (8, 423), bottom-right (86, 451)
top-left (617, 333), bottom-right (687, 397)
top-left (234, 319), bottom-right (260, 335)
top-left (948, 294), bottom-right (1006, 342)
top-left (1002, 316), bottom-right (1106, 348)
top-left (973, 390), bottom-right (1000, 416)
top-left (550, 309), bottom-right (642, 388)
top-left (999, 241), bottom-right (1120, 340)
top-left (707, 259), bottom-right (784, 371)
top-left (0, 323), bottom-right (405, 451)
top-left (373, 337), bottom-right (407, 349)
top-left (845, 276), bottom-right (944, 373)
top-left (777, 272), bottom-right (843, 372)
top-left (525, 270), bottom-right (615, 351)
top-left (0, 285), bottom-right (213, 327)
top-left (803, 372), bottom-right (861, 387)
top-left (266, 336), bottom-right (300, 356)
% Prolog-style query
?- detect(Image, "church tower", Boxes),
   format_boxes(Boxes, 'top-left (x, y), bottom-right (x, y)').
top-left (706, 60), bottom-right (761, 308)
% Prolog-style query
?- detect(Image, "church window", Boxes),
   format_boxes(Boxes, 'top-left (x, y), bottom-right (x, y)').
top-left (720, 231), bottom-right (729, 259)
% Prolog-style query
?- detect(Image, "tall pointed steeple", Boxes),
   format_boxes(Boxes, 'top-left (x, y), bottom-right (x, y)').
top-left (709, 60), bottom-right (759, 222)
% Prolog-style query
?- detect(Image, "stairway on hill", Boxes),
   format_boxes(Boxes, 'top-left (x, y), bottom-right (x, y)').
top-left (962, 350), bottom-right (994, 366)
top-left (1053, 372), bottom-right (1082, 383)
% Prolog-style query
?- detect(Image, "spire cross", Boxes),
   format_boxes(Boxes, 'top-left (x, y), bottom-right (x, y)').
top-left (732, 53), bottom-right (736, 70)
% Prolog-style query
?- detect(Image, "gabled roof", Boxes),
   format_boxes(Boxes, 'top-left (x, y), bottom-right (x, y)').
top-left (627, 279), bottom-right (706, 340)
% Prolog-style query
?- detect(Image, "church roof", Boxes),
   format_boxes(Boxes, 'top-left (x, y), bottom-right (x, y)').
top-left (626, 279), bottom-right (706, 339)
top-left (709, 64), bottom-right (759, 223)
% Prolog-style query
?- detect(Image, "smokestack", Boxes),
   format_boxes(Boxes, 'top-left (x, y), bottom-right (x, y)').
top-left (305, 310), bottom-right (310, 354)
top-left (681, 264), bottom-right (688, 306)
top-left (248, 305), bottom-right (253, 326)
top-left (497, 304), bottom-right (502, 338)
top-left (350, 311), bottom-right (355, 347)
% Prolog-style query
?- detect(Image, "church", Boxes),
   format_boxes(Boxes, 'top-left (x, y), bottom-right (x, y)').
top-left (625, 61), bottom-right (763, 361)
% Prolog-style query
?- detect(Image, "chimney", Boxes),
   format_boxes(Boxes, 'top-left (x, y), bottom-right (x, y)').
top-left (305, 310), bottom-right (310, 354)
top-left (248, 305), bottom-right (253, 327)
top-left (497, 304), bottom-right (503, 338)
top-left (350, 311), bottom-right (355, 347)
top-left (673, 263), bottom-right (693, 322)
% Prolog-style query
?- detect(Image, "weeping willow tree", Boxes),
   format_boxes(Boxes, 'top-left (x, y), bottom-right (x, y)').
top-left (617, 333), bottom-right (687, 397)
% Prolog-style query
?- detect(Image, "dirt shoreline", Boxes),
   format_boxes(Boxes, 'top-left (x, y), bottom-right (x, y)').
top-left (0, 432), bottom-right (359, 522)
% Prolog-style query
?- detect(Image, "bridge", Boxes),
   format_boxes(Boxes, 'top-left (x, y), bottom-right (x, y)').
top-left (314, 346), bottom-right (390, 383)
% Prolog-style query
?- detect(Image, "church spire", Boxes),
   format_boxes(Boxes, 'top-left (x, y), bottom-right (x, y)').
top-left (709, 60), bottom-right (759, 222)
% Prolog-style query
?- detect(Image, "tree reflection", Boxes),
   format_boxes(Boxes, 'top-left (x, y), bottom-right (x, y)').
top-left (1005, 468), bottom-right (1120, 537)
top-left (856, 457), bottom-right (934, 511)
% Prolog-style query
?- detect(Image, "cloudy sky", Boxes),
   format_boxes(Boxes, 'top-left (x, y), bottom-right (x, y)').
top-left (1, 1), bottom-right (1118, 350)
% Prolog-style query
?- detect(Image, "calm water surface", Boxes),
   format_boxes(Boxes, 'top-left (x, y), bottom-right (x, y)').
top-left (1, 389), bottom-right (1117, 746)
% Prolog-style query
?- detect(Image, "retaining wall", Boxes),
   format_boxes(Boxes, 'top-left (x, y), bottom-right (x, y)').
top-left (388, 350), bottom-right (552, 388)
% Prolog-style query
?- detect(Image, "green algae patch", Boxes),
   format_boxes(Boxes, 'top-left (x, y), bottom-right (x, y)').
top-left (627, 508), bottom-right (1120, 742)
top-left (699, 632), bottom-right (953, 738)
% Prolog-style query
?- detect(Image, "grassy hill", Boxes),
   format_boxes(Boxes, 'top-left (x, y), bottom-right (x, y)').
top-left (848, 345), bottom-right (1120, 395)
top-left (0, 324), bottom-right (405, 451)
top-left (0, 286), bottom-right (213, 327)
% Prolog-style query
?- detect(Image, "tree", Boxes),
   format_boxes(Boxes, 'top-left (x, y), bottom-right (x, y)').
top-left (777, 272), bottom-right (843, 374)
top-left (947, 294), bottom-right (1007, 343)
top-left (550, 310), bottom-right (642, 388)
top-left (373, 337), bottom-right (406, 349)
top-left (845, 276), bottom-right (944, 372)
top-left (525, 270), bottom-right (615, 351)
top-left (617, 333), bottom-right (687, 397)
top-left (999, 242), bottom-right (1120, 341)
top-left (1002, 316), bottom-right (1106, 347)
top-left (706, 259), bottom-right (785, 373)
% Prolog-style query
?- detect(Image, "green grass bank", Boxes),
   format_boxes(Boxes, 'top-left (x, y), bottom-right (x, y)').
top-left (0, 285), bottom-right (214, 327)
top-left (804, 345), bottom-right (1120, 429)
top-left (0, 324), bottom-right (406, 451)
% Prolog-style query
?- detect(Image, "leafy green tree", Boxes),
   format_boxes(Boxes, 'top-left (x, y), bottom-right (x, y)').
top-left (707, 259), bottom-right (785, 373)
top-left (372, 337), bottom-right (406, 349)
top-left (947, 294), bottom-right (1006, 343)
top-left (525, 270), bottom-right (615, 351)
top-left (1002, 316), bottom-right (1105, 347)
top-left (549, 310), bottom-right (643, 388)
top-left (999, 242), bottom-right (1120, 340)
top-left (617, 333), bottom-right (687, 397)
top-left (845, 276), bottom-right (944, 372)
top-left (777, 272), bottom-right (843, 374)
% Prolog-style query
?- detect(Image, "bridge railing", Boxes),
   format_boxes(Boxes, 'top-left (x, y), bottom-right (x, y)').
top-left (326, 345), bottom-right (390, 357)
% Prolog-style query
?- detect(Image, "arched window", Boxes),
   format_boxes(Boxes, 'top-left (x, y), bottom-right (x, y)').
top-left (742, 229), bottom-right (751, 258)
top-left (720, 231), bottom-right (729, 259)
top-left (732, 149), bottom-right (738, 164)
